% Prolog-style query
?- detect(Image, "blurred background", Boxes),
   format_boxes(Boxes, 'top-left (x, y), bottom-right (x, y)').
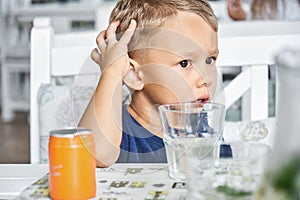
top-left (0, 0), bottom-right (119, 163)
top-left (0, 0), bottom-right (291, 163)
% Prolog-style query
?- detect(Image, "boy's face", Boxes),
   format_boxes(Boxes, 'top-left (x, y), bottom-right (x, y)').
top-left (131, 11), bottom-right (218, 105)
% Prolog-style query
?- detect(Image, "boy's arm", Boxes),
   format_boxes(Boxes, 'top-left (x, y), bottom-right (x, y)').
top-left (79, 20), bottom-right (137, 167)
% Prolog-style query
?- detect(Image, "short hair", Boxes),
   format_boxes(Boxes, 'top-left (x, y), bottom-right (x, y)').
top-left (109, 0), bottom-right (217, 60)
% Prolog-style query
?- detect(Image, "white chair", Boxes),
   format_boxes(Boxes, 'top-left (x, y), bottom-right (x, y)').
top-left (218, 20), bottom-right (300, 37)
top-left (29, 2), bottom-right (115, 164)
top-left (30, 17), bottom-right (102, 163)
top-left (1, 46), bottom-right (30, 122)
top-left (1, 1), bottom-right (115, 122)
top-left (30, 18), bottom-right (300, 163)
top-left (1, 0), bottom-right (31, 122)
top-left (215, 34), bottom-right (300, 121)
top-left (215, 20), bottom-right (300, 121)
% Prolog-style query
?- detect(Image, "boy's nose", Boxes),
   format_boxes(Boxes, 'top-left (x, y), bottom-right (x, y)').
top-left (195, 73), bottom-right (208, 88)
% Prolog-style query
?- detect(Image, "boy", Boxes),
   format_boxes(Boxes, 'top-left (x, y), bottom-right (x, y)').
top-left (79, 0), bottom-right (219, 167)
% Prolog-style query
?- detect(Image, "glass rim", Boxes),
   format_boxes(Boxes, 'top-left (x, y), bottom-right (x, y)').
top-left (158, 102), bottom-right (225, 111)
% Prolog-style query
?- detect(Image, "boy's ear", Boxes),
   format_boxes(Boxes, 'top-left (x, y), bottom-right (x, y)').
top-left (123, 58), bottom-right (144, 91)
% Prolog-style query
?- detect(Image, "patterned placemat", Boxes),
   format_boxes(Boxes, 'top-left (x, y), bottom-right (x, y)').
top-left (14, 164), bottom-right (187, 200)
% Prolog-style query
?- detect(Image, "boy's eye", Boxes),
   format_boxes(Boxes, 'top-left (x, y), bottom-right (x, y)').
top-left (178, 60), bottom-right (191, 68)
top-left (205, 57), bottom-right (216, 65)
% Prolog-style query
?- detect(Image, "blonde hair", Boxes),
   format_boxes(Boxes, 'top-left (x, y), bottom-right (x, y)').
top-left (109, 0), bottom-right (217, 60)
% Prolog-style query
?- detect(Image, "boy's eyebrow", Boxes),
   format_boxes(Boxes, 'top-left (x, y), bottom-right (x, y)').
top-left (178, 48), bottom-right (200, 58)
top-left (207, 49), bottom-right (219, 56)
top-left (179, 48), bottom-right (219, 58)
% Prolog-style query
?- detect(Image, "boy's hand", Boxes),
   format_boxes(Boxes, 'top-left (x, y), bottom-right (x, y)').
top-left (91, 20), bottom-right (137, 77)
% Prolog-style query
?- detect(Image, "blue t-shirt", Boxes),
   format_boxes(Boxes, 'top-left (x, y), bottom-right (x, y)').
top-left (116, 105), bottom-right (231, 163)
top-left (116, 105), bottom-right (167, 163)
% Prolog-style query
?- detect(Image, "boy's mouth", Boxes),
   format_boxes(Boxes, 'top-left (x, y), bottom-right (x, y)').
top-left (178, 95), bottom-right (210, 104)
top-left (191, 97), bottom-right (210, 104)
top-left (193, 94), bottom-right (210, 103)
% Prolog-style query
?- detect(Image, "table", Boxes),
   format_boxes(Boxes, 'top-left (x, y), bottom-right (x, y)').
top-left (0, 164), bottom-right (48, 199)
top-left (0, 164), bottom-right (187, 200)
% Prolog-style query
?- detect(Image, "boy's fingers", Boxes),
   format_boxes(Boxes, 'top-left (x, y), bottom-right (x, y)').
top-left (119, 19), bottom-right (137, 45)
top-left (91, 48), bottom-right (101, 65)
top-left (96, 31), bottom-right (107, 50)
top-left (106, 21), bottom-right (120, 44)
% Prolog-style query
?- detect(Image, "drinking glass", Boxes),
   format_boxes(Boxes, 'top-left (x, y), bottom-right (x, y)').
top-left (158, 102), bottom-right (226, 180)
top-left (186, 141), bottom-right (271, 200)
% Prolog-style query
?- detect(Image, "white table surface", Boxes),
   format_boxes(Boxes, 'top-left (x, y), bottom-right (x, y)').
top-left (0, 164), bottom-right (48, 200)
top-left (0, 163), bottom-right (185, 200)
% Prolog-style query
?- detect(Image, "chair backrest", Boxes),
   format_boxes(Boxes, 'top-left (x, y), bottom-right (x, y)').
top-left (30, 19), bottom-right (300, 163)
top-left (30, 17), bottom-right (101, 163)
top-left (216, 34), bottom-right (300, 120)
top-left (216, 20), bottom-right (300, 121)
top-left (218, 20), bottom-right (300, 37)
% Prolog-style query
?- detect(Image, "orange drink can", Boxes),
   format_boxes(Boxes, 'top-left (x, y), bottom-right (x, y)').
top-left (49, 127), bottom-right (96, 200)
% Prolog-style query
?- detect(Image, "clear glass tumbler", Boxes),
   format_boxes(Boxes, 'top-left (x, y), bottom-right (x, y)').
top-left (158, 102), bottom-right (226, 180)
top-left (186, 141), bottom-right (270, 200)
